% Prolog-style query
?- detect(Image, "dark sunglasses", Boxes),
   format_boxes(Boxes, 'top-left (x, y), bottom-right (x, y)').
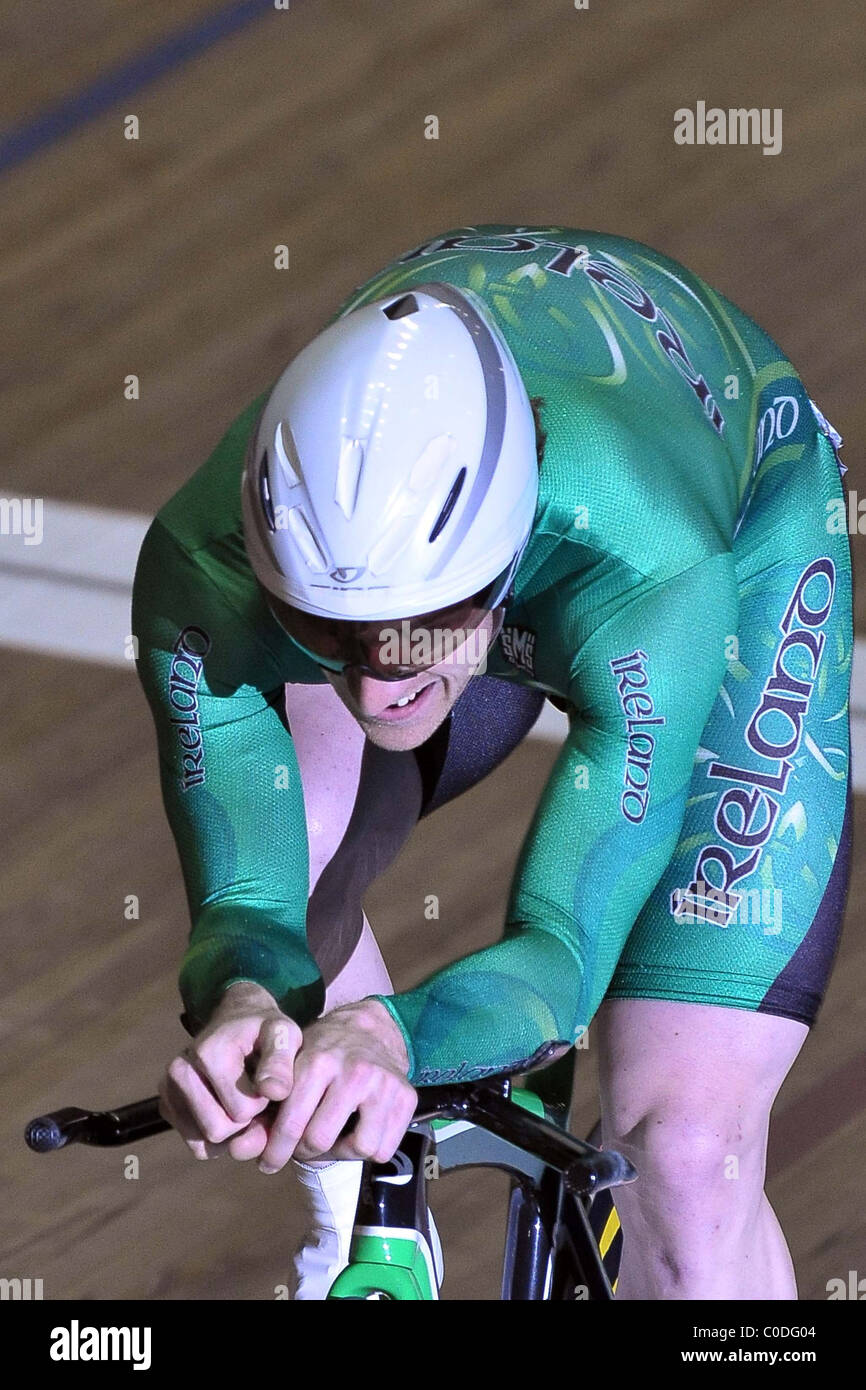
top-left (267, 584), bottom-right (503, 682)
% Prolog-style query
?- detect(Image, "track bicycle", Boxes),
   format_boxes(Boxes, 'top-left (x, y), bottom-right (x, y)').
top-left (26, 1045), bottom-right (634, 1300)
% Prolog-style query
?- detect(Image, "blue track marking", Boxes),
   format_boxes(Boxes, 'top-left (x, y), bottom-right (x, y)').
top-left (0, 0), bottom-right (274, 176)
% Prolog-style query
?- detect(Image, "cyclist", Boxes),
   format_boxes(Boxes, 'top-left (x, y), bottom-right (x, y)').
top-left (133, 224), bottom-right (853, 1300)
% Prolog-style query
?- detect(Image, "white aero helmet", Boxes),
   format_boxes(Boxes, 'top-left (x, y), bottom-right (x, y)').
top-left (241, 281), bottom-right (539, 622)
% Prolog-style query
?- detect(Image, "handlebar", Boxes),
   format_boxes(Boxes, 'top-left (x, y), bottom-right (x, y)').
top-left (25, 1074), bottom-right (636, 1196)
top-left (26, 1099), bottom-right (170, 1151)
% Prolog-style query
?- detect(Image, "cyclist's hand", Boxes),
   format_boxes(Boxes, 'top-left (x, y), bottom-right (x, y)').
top-left (158, 982), bottom-right (302, 1161)
top-left (257, 998), bottom-right (416, 1171)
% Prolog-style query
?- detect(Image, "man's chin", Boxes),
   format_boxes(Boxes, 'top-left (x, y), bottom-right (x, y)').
top-left (358, 702), bottom-right (452, 751)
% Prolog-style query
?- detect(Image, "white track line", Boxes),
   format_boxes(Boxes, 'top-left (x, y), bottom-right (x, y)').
top-left (2, 497), bottom-right (864, 788)
top-left (0, 499), bottom-right (150, 667)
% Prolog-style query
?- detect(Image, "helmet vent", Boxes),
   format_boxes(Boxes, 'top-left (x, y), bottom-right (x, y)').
top-left (274, 420), bottom-right (301, 488)
top-left (382, 293), bottom-right (419, 320)
top-left (286, 507), bottom-right (328, 573)
top-left (335, 437), bottom-right (364, 518)
top-left (257, 451), bottom-right (277, 532)
top-left (428, 467), bottom-right (466, 543)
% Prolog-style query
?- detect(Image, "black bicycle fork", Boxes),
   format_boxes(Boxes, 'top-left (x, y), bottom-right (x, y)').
top-left (354, 1077), bottom-right (634, 1300)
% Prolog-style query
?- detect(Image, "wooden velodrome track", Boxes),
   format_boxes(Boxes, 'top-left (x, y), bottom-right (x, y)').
top-left (2, 0), bottom-right (864, 1300)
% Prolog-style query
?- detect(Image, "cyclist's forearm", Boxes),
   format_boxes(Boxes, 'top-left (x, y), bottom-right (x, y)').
top-left (367, 925), bottom-right (584, 1086)
top-left (179, 901), bottom-right (325, 1034)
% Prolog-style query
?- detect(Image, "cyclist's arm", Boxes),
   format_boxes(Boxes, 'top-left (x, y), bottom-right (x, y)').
top-left (131, 518), bottom-right (325, 1035)
top-left (369, 551), bottom-right (739, 1084)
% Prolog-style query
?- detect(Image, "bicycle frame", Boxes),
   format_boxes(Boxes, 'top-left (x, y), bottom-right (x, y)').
top-left (25, 1053), bottom-right (634, 1302)
top-left (327, 1067), bottom-right (634, 1300)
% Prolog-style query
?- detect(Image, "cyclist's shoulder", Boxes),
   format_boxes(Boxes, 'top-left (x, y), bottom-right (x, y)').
top-left (133, 389), bottom-right (319, 684)
top-left (133, 505), bottom-right (320, 693)
top-left (343, 221), bottom-right (768, 321)
top-left (153, 390), bottom-right (269, 548)
top-left (518, 446), bottom-right (734, 613)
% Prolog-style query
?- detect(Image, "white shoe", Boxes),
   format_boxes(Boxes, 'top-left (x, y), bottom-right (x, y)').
top-left (289, 1156), bottom-right (444, 1299)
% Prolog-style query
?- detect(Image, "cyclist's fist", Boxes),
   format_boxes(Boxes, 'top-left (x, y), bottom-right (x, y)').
top-left (158, 981), bottom-right (301, 1161)
top-left (258, 998), bottom-right (416, 1171)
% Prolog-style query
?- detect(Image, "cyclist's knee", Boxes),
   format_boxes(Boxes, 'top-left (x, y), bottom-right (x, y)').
top-left (603, 1100), bottom-right (770, 1218)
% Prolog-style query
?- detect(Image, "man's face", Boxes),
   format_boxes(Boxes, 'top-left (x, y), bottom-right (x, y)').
top-left (324, 609), bottom-right (501, 751)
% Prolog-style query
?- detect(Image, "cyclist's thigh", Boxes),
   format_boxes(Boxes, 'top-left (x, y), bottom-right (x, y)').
top-left (607, 410), bottom-right (853, 1025)
top-left (285, 681), bottom-right (423, 983)
top-left (414, 673), bottom-right (547, 816)
top-left (285, 675), bottom-right (546, 982)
